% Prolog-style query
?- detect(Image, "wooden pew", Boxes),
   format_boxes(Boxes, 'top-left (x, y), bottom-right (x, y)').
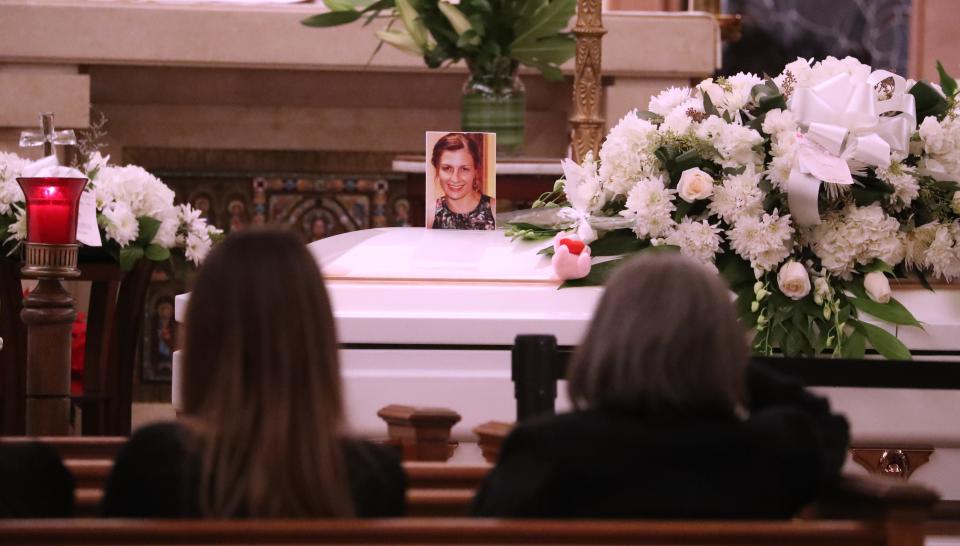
top-left (0, 515), bottom-right (935, 546)
top-left (1, 437), bottom-right (491, 518)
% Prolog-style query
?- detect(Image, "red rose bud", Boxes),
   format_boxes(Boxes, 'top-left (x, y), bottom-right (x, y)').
top-left (559, 238), bottom-right (585, 255)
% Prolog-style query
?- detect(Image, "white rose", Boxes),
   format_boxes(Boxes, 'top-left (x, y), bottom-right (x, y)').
top-left (777, 261), bottom-right (811, 300)
top-left (864, 271), bottom-right (891, 304)
top-left (676, 168), bottom-right (714, 203)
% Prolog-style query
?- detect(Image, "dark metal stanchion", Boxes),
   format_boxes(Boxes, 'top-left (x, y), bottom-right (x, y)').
top-left (512, 335), bottom-right (560, 421)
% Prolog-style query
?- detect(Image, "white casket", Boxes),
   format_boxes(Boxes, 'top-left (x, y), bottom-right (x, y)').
top-left (175, 227), bottom-right (960, 500)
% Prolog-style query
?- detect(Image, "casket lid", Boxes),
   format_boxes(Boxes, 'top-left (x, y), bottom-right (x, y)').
top-left (309, 227), bottom-right (557, 283)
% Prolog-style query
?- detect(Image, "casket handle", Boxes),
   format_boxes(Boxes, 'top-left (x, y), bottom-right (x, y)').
top-left (851, 447), bottom-right (934, 479)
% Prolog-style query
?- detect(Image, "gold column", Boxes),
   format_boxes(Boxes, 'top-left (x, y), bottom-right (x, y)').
top-left (570, 0), bottom-right (606, 163)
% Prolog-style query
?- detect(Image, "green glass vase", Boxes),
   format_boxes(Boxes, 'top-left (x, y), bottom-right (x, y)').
top-left (461, 61), bottom-right (526, 157)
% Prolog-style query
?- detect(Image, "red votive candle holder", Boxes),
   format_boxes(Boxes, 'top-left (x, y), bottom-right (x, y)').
top-left (16, 177), bottom-right (88, 245)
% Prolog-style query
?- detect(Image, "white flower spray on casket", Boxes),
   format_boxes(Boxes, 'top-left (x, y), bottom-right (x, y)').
top-left (0, 116), bottom-right (223, 271)
top-left (505, 57), bottom-right (960, 360)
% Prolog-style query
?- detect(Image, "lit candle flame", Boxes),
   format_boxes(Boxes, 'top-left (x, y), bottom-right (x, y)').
top-left (41, 186), bottom-right (59, 198)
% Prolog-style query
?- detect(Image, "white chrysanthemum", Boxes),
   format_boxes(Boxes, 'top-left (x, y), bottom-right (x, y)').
top-left (696, 78), bottom-right (724, 110)
top-left (721, 72), bottom-right (764, 113)
top-left (761, 109), bottom-right (798, 137)
top-left (876, 165), bottom-right (920, 210)
top-left (0, 152), bottom-right (29, 215)
top-left (766, 130), bottom-right (800, 189)
top-left (809, 204), bottom-right (905, 279)
top-left (84, 152), bottom-right (110, 176)
top-left (6, 206), bottom-right (26, 242)
top-left (707, 170), bottom-right (764, 225)
top-left (923, 223), bottom-right (960, 281)
top-left (695, 116), bottom-right (764, 169)
top-left (727, 210), bottom-right (794, 274)
top-left (659, 98), bottom-right (703, 135)
top-left (806, 56), bottom-right (872, 87)
top-left (93, 164), bottom-right (176, 219)
top-left (648, 86), bottom-right (692, 117)
top-left (904, 222), bottom-right (940, 270)
top-left (561, 151), bottom-right (604, 213)
top-left (598, 111), bottom-right (663, 196)
top-left (185, 230), bottom-right (212, 266)
top-left (101, 201), bottom-right (139, 247)
top-left (665, 218), bottom-right (723, 264)
top-left (620, 176), bottom-right (676, 238)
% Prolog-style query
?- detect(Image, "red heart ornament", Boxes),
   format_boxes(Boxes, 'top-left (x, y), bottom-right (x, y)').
top-left (559, 238), bottom-right (585, 255)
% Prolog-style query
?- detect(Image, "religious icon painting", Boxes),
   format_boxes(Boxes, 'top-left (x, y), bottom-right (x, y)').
top-left (141, 289), bottom-right (178, 383)
top-left (425, 131), bottom-right (496, 230)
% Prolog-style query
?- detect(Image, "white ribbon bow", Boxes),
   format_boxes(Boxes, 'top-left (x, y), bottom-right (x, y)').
top-left (786, 70), bottom-right (917, 225)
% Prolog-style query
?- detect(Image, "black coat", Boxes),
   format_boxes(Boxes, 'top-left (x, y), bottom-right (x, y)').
top-left (472, 363), bottom-right (850, 519)
top-left (100, 422), bottom-right (406, 518)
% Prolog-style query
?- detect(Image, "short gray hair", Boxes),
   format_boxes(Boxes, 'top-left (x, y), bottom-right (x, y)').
top-left (567, 253), bottom-right (748, 416)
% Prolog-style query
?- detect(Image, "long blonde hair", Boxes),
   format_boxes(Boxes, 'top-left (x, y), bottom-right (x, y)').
top-left (182, 228), bottom-right (353, 517)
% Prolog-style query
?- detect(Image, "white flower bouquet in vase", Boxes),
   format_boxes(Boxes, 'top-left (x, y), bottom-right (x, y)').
top-left (1, 133), bottom-right (221, 271)
top-left (506, 57), bottom-right (960, 359)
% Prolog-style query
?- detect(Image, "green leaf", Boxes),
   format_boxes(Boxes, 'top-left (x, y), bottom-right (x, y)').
top-left (561, 258), bottom-right (624, 288)
top-left (853, 319), bottom-right (912, 360)
top-left (937, 60), bottom-right (958, 97)
top-left (717, 253), bottom-right (754, 291)
top-left (910, 80), bottom-right (950, 121)
top-left (135, 216), bottom-right (161, 246)
top-left (512, 0), bottom-right (576, 49)
top-left (702, 91), bottom-right (719, 117)
top-left (323, 0), bottom-right (361, 10)
top-left (850, 296), bottom-right (922, 327)
top-left (842, 330), bottom-right (866, 359)
top-left (301, 10), bottom-right (363, 27)
top-left (144, 244), bottom-right (171, 262)
top-left (588, 229), bottom-right (647, 256)
top-left (511, 35), bottom-right (575, 66)
top-left (118, 245), bottom-right (144, 272)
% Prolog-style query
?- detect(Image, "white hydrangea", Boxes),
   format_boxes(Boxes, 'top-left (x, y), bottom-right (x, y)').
top-left (659, 97), bottom-right (703, 135)
top-left (620, 176), bottom-right (676, 239)
top-left (598, 111), bottom-right (663, 196)
top-left (101, 201), bottom-right (139, 247)
top-left (93, 164), bottom-right (176, 219)
top-left (707, 170), bottom-right (765, 225)
top-left (0, 152), bottom-right (28, 215)
top-left (809, 204), bottom-right (905, 278)
top-left (876, 165), bottom-right (920, 210)
top-left (665, 218), bottom-right (723, 265)
top-left (727, 210), bottom-right (794, 274)
top-left (695, 116), bottom-right (764, 169)
top-left (648, 86), bottom-right (692, 117)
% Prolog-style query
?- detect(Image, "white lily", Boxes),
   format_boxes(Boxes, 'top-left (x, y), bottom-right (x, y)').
top-left (438, 1), bottom-right (472, 36)
top-left (375, 28), bottom-right (424, 56)
top-left (395, 0), bottom-right (429, 51)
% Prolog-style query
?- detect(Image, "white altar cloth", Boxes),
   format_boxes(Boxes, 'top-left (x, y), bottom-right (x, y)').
top-left (174, 227), bottom-right (960, 498)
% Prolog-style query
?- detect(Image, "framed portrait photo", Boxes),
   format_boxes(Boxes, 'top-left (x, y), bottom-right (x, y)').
top-left (425, 131), bottom-right (496, 230)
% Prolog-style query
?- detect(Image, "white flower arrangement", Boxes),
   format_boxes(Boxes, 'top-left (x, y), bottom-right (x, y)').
top-left (0, 151), bottom-right (221, 270)
top-left (507, 56), bottom-right (960, 359)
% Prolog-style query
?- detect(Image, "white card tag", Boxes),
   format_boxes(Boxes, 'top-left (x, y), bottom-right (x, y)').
top-left (798, 143), bottom-right (854, 185)
top-left (76, 191), bottom-right (102, 247)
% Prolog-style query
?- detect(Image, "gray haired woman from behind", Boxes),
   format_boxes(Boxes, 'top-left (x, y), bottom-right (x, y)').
top-left (472, 253), bottom-right (849, 519)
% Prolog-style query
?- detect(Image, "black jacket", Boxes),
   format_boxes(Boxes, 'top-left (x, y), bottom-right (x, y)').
top-left (472, 363), bottom-right (849, 519)
top-left (100, 422), bottom-right (406, 518)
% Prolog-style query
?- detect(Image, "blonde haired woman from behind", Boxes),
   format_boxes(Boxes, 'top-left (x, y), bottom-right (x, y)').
top-left (101, 228), bottom-right (405, 518)
top-left (472, 253), bottom-right (849, 519)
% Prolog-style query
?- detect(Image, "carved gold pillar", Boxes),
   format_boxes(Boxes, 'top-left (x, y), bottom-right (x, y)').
top-left (570, 0), bottom-right (606, 163)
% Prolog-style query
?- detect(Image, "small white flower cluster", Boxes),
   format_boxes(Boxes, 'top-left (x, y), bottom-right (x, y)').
top-left (727, 211), bottom-right (794, 274)
top-left (0, 151), bottom-right (220, 265)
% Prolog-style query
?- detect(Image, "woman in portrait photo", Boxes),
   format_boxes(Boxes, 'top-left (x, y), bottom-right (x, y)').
top-left (428, 132), bottom-right (496, 230)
